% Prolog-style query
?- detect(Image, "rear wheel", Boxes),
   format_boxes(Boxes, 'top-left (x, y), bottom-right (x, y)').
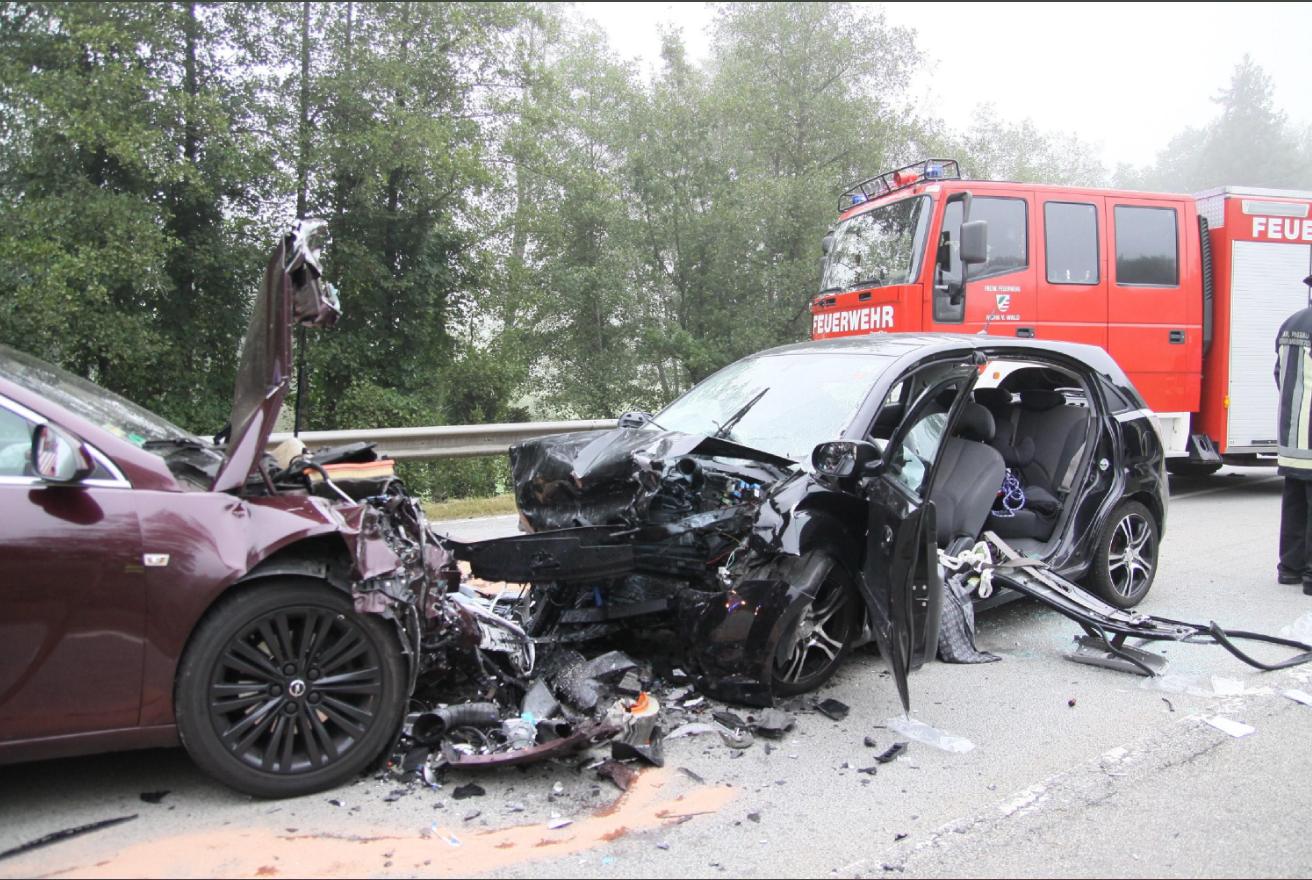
top-left (175, 580), bottom-right (407, 799)
top-left (1087, 501), bottom-right (1159, 608)
top-left (771, 553), bottom-right (859, 696)
top-left (1165, 459), bottom-right (1222, 477)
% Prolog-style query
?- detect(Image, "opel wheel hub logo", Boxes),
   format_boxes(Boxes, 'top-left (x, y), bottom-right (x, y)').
top-left (288, 679), bottom-right (306, 698)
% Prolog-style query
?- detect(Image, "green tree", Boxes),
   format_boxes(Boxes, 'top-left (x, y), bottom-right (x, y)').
top-left (1116, 56), bottom-right (1312, 193)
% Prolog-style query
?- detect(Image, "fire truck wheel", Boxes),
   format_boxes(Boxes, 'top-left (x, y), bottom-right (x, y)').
top-left (1087, 501), bottom-right (1159, 609)
top-left (1165, 459), bottom-right (1223, 477)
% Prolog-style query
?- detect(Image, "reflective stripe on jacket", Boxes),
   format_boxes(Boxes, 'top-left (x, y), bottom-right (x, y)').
top-left (1276, 306), bottom-right (1312, 476)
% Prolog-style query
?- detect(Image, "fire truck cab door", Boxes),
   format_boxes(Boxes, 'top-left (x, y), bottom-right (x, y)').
top-left (929, 190), bottom-right (1036, 333)
top-left (1036, 196), bottom-right (1108, 348)
top-left (1107, 197), bottom-right (1197, 414)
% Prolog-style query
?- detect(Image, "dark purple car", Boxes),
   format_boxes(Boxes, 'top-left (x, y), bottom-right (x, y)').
top-left (0, 222), bottom-right (530, 797)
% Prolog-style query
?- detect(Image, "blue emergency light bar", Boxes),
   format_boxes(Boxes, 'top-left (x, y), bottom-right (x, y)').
top-left (838, 159), bottom-right (962, 213)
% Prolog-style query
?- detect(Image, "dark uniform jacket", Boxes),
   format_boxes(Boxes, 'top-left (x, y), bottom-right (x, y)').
top-left (1276, 303), bottom-right (1312, 478)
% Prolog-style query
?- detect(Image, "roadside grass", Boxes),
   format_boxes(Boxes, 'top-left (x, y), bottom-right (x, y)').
top-left (424, 493), bottom-right (518, 522)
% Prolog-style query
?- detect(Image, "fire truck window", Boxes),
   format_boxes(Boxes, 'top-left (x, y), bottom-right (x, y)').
top-left (822, 195), bottom-right (932, 293)
top-left (939, 197), bottom-right (1028, 282)
top-left (1114, 206), bottom-right (1178, 287)
top-left (1044, 202), bottom-right (1099, 284)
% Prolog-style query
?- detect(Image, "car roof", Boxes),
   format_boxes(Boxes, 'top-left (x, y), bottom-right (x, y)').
top-left (748, 332), bottom-right (1125, 377)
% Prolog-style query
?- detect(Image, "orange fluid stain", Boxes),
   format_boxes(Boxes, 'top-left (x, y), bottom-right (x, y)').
top-left (33, 770), bottom-right (734, 879)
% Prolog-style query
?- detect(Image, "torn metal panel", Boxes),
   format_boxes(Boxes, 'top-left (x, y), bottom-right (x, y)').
top-left (439, 722), bottom-right (618, 768)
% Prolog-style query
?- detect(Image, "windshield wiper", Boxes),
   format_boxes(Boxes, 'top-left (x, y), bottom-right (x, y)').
top-left (711, 387), bottom-right (769, 441)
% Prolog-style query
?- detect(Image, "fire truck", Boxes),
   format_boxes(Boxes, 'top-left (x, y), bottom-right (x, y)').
top-left (811, 159), bottom-right (1312, 475)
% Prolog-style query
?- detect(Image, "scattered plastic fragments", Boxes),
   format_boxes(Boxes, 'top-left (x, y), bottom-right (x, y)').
top-left (747, 811), bottom-right (761, 823)
top-left (521, 681), bottom-right (561, 720)
top-left (1211, 676), bottom-right (1246, 696)
top-left (751, 709), bottom-right (796, 738)
top-left (679, 767), bottom-right (706, 784)
top-left (0, 815), bottom-right (137, 862)
top-left (857, 765), bottom-right (879, 775)
top-left (863, 736), bottom-right (879, 748)
top-left (1279, 610), bottom-right (1312, 645)
top-left (816, 698), bottom-right (850, 721)
top-left (718, 726), bottom-right (754, 750)
top-left (668, 723), bottom-right (719, 739)
top-left (327, 798), bottom-right (345, 808)
top-left (887, 717), bottom-right (976, 754)
top-left (139, 791), bottom-right (169, 804)
top-left (452, 783), bottom-right (486, 800)
top-left (547, 818), bottom-right (573, 830)
top-left (431, 825), bottom-right (461, 847)
top-left (598, 760), bottom-right (639, 792)
top-left (463, 810), bottom-right (481, 822)
top-left (611, 693), bottom-right (665, 766)
top-left (874, 743), bottom-right (907, 764)
top-left (1283, 689), bottom-right (1312, 706)
top-left (657, 842), bottom-right (671, 851)
top-left (1205, 716), bottom-right (1255, 737)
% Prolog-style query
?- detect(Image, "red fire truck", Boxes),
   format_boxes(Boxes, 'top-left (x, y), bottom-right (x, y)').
top-left (811, 159), bottom-right (1312, 474)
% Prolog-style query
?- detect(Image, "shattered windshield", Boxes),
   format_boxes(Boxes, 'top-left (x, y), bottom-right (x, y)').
top-left (656, 352), bottom-right (893, 461)
top-left (0, 344), bottom-right (209, 453)
top-left (822, 195), bottom-right (932, 293)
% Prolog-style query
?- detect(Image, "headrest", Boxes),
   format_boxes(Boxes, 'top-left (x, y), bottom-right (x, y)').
top-left (954, 402), bottom-right (995, 442)
top-left (1020, 389), bottom-right (1065, 411)
top-left (999, 366), bottom-right (1071, 392)
top-left (973, 387), bottom-right (1013, 411)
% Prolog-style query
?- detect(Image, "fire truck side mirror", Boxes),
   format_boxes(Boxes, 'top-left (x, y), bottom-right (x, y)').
top-left (821, 234), bottom-right (834, 255)
top-left (961, 220), bottom-right (988, 265)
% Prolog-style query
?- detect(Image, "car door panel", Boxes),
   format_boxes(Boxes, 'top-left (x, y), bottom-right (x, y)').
top-left (0, 482), bottom-right (145, 739)
top-left (857, 367), bottom-right (974, 711)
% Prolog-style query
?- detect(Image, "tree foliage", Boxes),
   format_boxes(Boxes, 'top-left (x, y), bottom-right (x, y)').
top-left (1, 4), bottom-right (1304, 498)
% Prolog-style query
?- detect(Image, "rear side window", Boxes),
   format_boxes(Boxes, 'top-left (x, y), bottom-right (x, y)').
top-left (1114, 206), bottom-right (1178, 286)
top-left (1044, 202), bottom-right (1099, 284)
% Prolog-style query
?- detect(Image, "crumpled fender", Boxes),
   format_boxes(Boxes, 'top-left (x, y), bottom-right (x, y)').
top-left (751, 471), bottom-right (865, 558)
top-left (675, 552), bottom-right (837, 708)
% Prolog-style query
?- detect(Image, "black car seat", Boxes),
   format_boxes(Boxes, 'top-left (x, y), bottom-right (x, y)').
top-left (973, 387), bottom-right (1034, 470)
top-left (986, 389), bottom-right (1090, 542)
top-left (929, 402), bottom-right (1007, 554)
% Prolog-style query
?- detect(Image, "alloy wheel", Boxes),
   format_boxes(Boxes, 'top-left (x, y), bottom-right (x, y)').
top-left (207, 607), bottom-right (384, 775)
top-left (775, 573), bottom-right (852, 686)
top-left (1107, 512), bottom-right (1156, 599)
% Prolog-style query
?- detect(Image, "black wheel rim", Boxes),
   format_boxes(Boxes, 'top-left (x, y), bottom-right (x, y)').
top-left (775, 573), bottom-right (851, 686)
top-left (1108, 513), bottom-right (1155, 598)
top-left (208, 606), bottom-right (384, 775)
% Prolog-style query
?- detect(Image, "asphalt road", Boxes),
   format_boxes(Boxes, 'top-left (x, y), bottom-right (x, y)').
top-left (3, 467), bottom-right (1311, 879)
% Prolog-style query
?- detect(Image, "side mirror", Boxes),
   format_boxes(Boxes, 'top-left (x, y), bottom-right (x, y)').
top-left (31, 423), bottom-right (94, 484)
top-left (960, 220), bottom-right (988, 265)
top-left (821, 233), bottom-right (835, 256)
top-left (812, 440), bottom-right (880, 478)
top-left (617, 411), bottom-right (656, 429)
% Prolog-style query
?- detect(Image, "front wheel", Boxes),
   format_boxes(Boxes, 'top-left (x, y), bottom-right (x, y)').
top-left (1087, 501), bottom-right (1159, 609)
top-left (771, 553), bottom-right (859, 696)
top-left (175, 580), bottom-right (407, 799)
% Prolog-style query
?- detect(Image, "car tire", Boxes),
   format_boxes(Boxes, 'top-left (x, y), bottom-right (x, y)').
top-left (1087, 500), bottom-right (1159, 609)
top-left (1165, 459), bottom-right (1222, 477)
top-left (771, 553), bottom-right (859, 696)
top-left (175, 579), bottom-right (407, 799)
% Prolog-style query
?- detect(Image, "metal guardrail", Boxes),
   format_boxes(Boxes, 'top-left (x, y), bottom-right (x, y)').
top-left (266, 419), bottom-right (619, 461)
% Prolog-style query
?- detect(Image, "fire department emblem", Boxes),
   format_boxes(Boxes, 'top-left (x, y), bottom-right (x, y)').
top-left (995, 294), bottom-right (1011, 313)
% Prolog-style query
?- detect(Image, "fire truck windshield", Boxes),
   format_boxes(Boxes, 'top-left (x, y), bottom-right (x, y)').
top-left (822, 195), bottom-right (931, 293)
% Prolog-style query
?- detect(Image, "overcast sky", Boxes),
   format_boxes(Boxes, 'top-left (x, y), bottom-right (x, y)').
top-left (575, 2), bottom-right (1312, 172)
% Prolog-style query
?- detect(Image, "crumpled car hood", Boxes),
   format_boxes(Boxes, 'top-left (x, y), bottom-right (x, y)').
top-left (211, 220), bottom-right (341, 494)
top-left (511, 427), bottom-right (795, 532)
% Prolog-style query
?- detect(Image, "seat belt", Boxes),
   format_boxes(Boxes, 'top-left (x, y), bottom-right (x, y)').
top-left (1058, 438), bottom-right (1087, 494)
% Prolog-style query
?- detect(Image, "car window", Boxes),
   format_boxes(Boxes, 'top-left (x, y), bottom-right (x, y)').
top-left (885, 380), bottom-right (965, 497)
top-left (0, 405), bottom-right (34, 476)
top-left (940, 196), bottom-right (1029, 282)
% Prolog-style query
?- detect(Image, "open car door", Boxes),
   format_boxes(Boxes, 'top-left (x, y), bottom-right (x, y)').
top-left (858, 367), bottom-right (975, 712)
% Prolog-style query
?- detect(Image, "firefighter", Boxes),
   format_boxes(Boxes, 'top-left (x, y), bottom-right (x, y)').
top-left (1276, 275), bottom-right (1312, 594)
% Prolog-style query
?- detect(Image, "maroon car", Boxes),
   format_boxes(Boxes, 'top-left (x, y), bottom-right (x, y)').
top-left (0, 222), bottom-right (529, 797)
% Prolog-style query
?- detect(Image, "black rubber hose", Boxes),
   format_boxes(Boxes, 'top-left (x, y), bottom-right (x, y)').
top-left (1206, 623), bottom-right (1312, 671)
top-left (411, 702), bottom-right (501, 744)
